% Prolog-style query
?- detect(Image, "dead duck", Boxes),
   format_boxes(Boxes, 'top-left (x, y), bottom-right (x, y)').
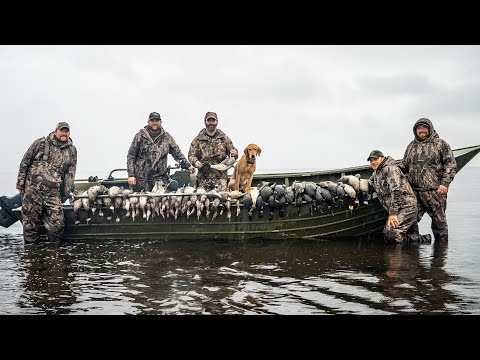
top-left (122, 188), bottom-right (133, 217)
top-left (342, 183), bottom-right (358, 210)
top-left (273, 184), bottom-right (287, 217)
top-left (356, 174), bottom-right (369, 205)
top-left (324, 181), bottom-right (338, 198)
top-left (229, 190), bottom-right (245, 217)
top-left (266, 194), bottom-right (276, 221)
top-left (256, 194), bottom-right (265, 218)
top-left (249, 188), bottom-right (260, 210)
top-left (129, 193), bottom-right (139, 221)
top-left (335, 182), bottom-right (346, 198)
top-left (196, 188), bottom-right (208, 220)
top-left (210, 156), bottom-right (236, 172)
top-left (302, 193), bottom-right (315, 215)
top-left (338, 175), bottom-right (360, 192)
top-left (259, 182), bottom-right (274, 200)
top-left (179, 186), bottom-right (192, 217)
top-left (171, 187), bottom-right (185, 220)
top-left (87, 185), bottom-right (105, 217)
top-left (317, 186), bottom-right (335, 215)
top-left (314, 187), bottom-right (325, 213)
top-left (211, 197), bottom-right (222, 221)
top-left (73, 192), bottom-right (83, 225)
top-left (242, 193), bottom-right (254, 221)
top-left (292, 181), bottom-right (306, 213)
top-left (80, 191), bottom-right (91, 224)
top-left (284, 186), bottom-right (295, 215)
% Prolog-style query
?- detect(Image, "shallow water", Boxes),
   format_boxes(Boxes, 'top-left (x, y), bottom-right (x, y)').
top-left (1, 167), bottom-right (479, 315)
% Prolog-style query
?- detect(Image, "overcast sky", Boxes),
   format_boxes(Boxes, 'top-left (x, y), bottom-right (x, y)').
top-left (1, 45), bottom-right (479, 185)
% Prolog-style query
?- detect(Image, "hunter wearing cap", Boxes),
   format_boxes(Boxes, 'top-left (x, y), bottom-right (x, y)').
top-left (16, 122), bottom-right (77, 243)
top-left (127, 112), bottom-right (195, 192)
top-left (398, 118), bottom-right (457, 242)
top-left (188, 111), bottom-right (238, 191)
top-left (368, 150), bottom-right (431, 244)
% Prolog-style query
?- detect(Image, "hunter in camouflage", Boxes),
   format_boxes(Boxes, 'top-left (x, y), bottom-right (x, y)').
top-left (16, 122), bottom-right (77, 243)
top-left (368, 150), bottom-right (431, 244)
top-left (399, 118), bottom-right (456, 241)
top-left (127, 112), bottom-right (195, 192)
top-left (188, 112), bottom-right (238, 191)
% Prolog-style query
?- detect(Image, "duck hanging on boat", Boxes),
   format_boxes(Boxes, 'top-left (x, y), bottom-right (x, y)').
top-left (1, 145), bottom-right (479, 241)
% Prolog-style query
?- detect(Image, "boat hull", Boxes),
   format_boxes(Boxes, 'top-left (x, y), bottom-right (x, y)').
top-left (8, 144), bottom-right (480, 241)
top-left (62, 198), bottom-right (387, 241)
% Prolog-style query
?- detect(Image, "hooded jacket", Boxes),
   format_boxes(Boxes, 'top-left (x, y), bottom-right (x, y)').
top-left (16, 132), bottom-right (77, 196)
top-left (399, 118), bottom-right (456, 190)
top-left (371, 156), bottom-right (417, 216)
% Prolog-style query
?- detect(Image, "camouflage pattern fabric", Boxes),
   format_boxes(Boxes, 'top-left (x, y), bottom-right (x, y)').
top-left (188, 128), bottom-right (237, 191)
top-left (136, 175), bottom-right (169, 193)
top-left (21, 184), bottom-right (64, 243)
top-left (409, 190), bottom-right (449, 241)
top-left (127, 127), bottom-right (191, 192)
top-left (196, 177), bottom-right (228, 192)
top-left (383, 209), bottom-right (430, 244)
top-left (371, 156), bottom-right (429, 243)
top-left (16, 132), bottom-right (77, 243)
top-left (399, 118), bottom-right (456, 241)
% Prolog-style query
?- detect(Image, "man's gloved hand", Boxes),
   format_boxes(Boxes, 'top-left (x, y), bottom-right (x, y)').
top-left (68, 191), bottom-right (76, 203)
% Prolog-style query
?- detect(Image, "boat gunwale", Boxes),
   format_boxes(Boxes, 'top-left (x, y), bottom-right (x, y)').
top-left (6, 144), bottom-right (480, 240)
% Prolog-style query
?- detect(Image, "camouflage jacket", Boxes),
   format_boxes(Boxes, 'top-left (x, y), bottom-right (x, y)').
top-left (127, 127), bottom-right (191, 180)
top-left (371, 156), bottom-right (417, 216)
top-left (188, 128), bottom-right (238, 179)
top-left (16, 132), bottom-right (77, 195)
top-left (398, 118), bottom-right (456, 190)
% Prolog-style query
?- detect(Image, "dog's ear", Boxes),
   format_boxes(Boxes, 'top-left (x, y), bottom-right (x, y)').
top-left (257, 146), bottom-right (262, 156)
top-left (244, 146), bottom-right (249, 156)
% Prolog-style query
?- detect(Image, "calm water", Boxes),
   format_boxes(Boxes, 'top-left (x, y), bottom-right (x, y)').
top-left (1, 167), bottom-right (479, 315)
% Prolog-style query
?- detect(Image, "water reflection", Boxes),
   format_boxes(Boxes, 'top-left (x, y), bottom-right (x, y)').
top-left (380, 241), bottom-right (459, 313)
top-left (19, 241), bottom-right (77, 314)
top-left (0, 236), bottom-right (471, 314)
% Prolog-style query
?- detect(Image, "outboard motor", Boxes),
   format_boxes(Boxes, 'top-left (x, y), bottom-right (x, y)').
top-left (0, 193), bottom-right (22, 228)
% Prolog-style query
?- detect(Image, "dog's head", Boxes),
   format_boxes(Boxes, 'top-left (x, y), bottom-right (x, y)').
top-left (244, 144), bottom-right (262, 163)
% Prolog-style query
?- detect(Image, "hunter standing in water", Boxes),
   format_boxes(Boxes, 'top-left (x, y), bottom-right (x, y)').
top-left (399, 118), bottom-right (456, 242)
top-left (16, 122), bottom-right (77, 243)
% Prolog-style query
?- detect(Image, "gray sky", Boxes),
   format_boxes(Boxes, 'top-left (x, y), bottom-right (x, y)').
top-left (1, 45), bottom-right (479, 184)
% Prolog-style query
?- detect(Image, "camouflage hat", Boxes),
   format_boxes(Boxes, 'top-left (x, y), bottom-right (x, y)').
top-left (204, 112), bottom-right (218, 121)
top-left (56, 122), bottom-right (70, 131)
top-left (416, 118), bottom-right (430, 128)
top-left (148, 112), bottom-right (161, 121)
top-left (367, 150), bottom-right (384, 161)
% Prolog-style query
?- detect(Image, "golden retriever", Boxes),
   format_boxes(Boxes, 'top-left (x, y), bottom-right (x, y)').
top-left (228, 144), bottom-right (262, 192)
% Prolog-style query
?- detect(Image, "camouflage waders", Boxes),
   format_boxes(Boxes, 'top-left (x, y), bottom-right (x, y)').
top-left (383, 208), bottom-right (430, 244)
top-left (21, 184), bottom-right (64, 243)
top-left (16, 133), bottom-right (77, 243)
top-left (409, 190), bottom-right (449, 241)
top-left (371, 156), bottom-right (431, 244)
top-left (399, 118), bottom-right (456, 242)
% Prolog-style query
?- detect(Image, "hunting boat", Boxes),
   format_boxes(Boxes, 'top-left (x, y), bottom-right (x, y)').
top-left (1, 145), bottom-right (479, 241)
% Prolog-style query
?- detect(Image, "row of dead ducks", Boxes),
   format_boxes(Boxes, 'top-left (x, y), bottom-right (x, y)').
top-left (71, 174), bottom-right (369, 224)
